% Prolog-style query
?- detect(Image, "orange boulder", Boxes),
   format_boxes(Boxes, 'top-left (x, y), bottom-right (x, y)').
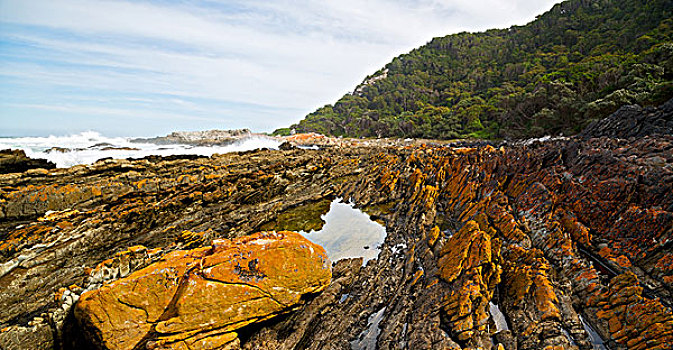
top-left (74, 231), bottom-right (331, 350)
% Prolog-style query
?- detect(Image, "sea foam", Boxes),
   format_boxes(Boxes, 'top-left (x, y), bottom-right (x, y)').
top-left (0, 131), bottom-right (281, 168)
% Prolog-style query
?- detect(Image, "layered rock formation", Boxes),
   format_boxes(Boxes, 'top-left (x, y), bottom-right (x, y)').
top-left (1, 132), bottom-right (672, 349)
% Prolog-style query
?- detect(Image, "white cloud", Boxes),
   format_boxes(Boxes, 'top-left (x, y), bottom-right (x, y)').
top-left (0, 0), bottom-right (559, 135)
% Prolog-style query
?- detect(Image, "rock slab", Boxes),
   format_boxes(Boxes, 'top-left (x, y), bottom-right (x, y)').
top-left (74, 231), bottom-right (331, 350)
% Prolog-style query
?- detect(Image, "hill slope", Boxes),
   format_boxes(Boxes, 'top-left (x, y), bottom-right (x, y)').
top-left (283, 0), bottom-right (673, 139)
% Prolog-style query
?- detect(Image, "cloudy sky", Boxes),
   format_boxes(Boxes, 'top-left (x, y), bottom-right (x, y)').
top-left (0, 0), bottom-right (559, 137)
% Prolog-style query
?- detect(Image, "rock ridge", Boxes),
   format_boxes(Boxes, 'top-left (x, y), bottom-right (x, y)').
top-left (0, 149), bottom-right (55, 174)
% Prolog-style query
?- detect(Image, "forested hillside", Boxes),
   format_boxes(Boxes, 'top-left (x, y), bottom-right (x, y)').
top-left (281, 0), bottom-right (673, 139)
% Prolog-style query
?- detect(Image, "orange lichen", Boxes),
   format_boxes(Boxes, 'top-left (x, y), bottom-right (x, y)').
top-left (75, 231), bottom-right (331, 350)
top-left (427, 226), bottom-right (440, 248)
top-left (437, 221), bottom-right (500, 340)
top-left (0, 224), bottom-right (54, 256)
top-left (589, 272), bottom-right (673, 349)
top-left (503, 247), bottom-right (560, 320)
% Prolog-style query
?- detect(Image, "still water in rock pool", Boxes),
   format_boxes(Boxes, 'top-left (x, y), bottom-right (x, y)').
top-left (300, 199), bottom-right (387, 264)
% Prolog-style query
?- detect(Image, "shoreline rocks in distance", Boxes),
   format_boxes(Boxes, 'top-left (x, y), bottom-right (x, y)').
top-left (130, 128), bottom-right (256, 146)
top-left (45, 145), bottom-right (141, 154)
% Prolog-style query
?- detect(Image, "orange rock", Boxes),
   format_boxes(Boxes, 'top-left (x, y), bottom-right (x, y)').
top-left (503, 247), bottom-right (560, 320)
top-left (438, 221), bottom-right (485, 283)
top-left (75, 231), bottom-right (331, 350)
top-left (591, 272), bottom-right (673, 348)
top-left (427, 226), bottom-right (440, 248)
top-left (437, 221), bottom-right (501, 340)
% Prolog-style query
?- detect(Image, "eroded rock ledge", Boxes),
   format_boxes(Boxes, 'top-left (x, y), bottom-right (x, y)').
top-left (1, 134), bottom-right (672, 350)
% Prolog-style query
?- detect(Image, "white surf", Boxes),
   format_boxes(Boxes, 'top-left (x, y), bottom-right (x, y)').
top-left (0, 131), bottom-right (281, 168)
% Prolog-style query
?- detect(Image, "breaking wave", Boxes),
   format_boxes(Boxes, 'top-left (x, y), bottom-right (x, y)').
top-left (0, 131), bottom-right (281, 168)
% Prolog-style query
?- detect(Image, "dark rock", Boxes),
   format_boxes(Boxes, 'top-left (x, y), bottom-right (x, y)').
top-left (45, 147), bottom-right (72, 153)
top-left (0, 149), bottom-right (55, 174)
top-left (89, 143), bottom-right (114, 148)
top-left (278, 141), bottom-right (297, 150)
top-left (580, 98), bottom-right (673, 138)
top-left (99, 146), bottom-right (139, 151)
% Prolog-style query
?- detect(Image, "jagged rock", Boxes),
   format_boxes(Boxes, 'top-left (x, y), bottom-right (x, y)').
top-left (437, 220), bottom-right (500, 345)
top-left (582, 272), bottom-right (673, 350)
top-left (0, 149), bottom-right (55, 174)
top-left (45, 147), bottom-right (72, 153)
top-left (580, 98), bottom-right (673, 138)
top-left (1, 134), bottom-right (672, 350)
top-left (74, 231), bottom-right (331, 350)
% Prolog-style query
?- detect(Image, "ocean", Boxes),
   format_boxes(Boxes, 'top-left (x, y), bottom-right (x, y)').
top-left (0, 131), bottom-right (281, 168)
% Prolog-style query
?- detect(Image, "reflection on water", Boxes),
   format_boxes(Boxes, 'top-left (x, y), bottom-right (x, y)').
top-left (489, 302), bottom-right (510, 332)
top-left (300, 199), bottom-right (387, 264)
top-left (350, 307), bottom-right (386, 350)
top-left (579, 315), bottom-right (608, 350)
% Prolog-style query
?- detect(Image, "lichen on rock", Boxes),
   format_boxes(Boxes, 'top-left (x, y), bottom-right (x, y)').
top-left (1, 131), bottom-right (673, 350)
top-left (74, 231), bottom-right (331, 350)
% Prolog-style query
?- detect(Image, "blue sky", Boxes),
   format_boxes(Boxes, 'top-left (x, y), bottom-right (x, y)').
top-left (0, 0), bottom-right (559, 137)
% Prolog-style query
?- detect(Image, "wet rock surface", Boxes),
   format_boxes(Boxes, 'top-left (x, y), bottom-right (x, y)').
top-left (1, 133), bottom-right (672, 349)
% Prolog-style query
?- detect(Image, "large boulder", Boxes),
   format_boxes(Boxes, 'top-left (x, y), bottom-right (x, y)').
top-left (74, 231), bottom-right (331, 350)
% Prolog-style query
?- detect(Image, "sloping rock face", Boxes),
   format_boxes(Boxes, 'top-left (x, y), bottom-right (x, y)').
top-left (74, 231), bottom-right (330, 350)
top-left (580, 98), bottom-right (673, 138)
top-left (1, 135), bottom-right (672, 350)
top-left (0, 149), bottom-right (55, 174)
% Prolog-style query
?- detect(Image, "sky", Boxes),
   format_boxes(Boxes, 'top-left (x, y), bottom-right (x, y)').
top-left (0, 0), bottom-right (559, 137)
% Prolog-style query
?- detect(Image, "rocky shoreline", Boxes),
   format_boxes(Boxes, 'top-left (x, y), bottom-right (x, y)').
top-left (1, 102), bottom-right (672, 350)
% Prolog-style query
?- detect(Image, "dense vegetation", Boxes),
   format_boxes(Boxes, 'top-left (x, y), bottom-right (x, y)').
top-left (280, 0), bottom-right (673, 139)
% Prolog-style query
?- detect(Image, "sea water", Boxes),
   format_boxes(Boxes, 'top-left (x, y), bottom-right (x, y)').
top-left (0, 131), bottom-right (280, 168)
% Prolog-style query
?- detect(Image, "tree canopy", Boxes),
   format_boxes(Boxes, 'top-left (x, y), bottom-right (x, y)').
top-left (281, 0), bottom-right (673, 139)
